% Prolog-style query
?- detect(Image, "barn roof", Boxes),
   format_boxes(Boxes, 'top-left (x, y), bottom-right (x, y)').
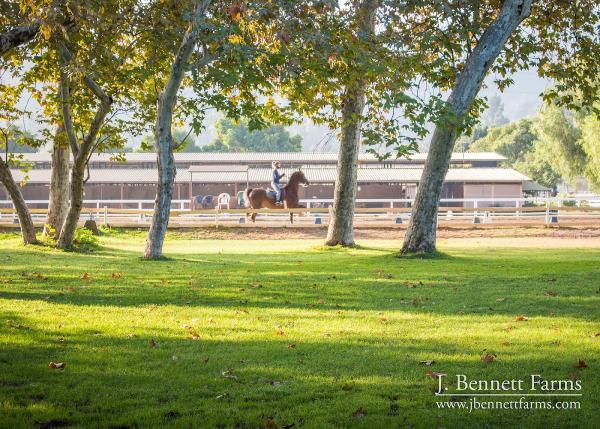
top-left (9, 166), bottom-right (529, 184)
top-left (11, 151), bottom-right (506, 163)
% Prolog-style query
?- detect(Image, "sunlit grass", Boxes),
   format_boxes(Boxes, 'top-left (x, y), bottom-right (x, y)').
top-left (0, 231), bottom-right (599, 428)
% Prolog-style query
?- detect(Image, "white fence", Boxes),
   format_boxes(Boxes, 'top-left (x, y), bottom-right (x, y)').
top-left (2, 196), bottom-right (600, 211)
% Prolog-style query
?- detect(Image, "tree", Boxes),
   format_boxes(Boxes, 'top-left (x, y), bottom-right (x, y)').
top-left (470, 118), bottom-right (562, 189)
top-left (0, 7), bottom-right (46, 245)
top-left (471, 119), bottom-right (537, 164)
top-left (142, 0), bottom-right (327, 258)
top-left (481, 94), bottom-right (509, 128)
top-left (534, 104), bottom-right (586, 186)
top-left (401, 0), bottom-right (600, 254)
top-left (579, 109), bottom-right (600, 191)
top-left (0, 125), bottom-right (39, 244)
top-left (402, 0), bottom-right (533, 254)
top-left (324, 0), bottom-right (377, 247)
top-left (201, 117), bottom-right (302, 152)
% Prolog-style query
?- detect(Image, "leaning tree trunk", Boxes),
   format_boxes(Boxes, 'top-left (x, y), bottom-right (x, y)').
top-left (0, 157), bottom-right (38, 244)
top-left (325, 0), bottom-right (377, 247)
top-left (401, 0), bottom-right (532, 254)
top-left (44, 126), bottom-right (70, 238)
top-left (144, 0), bottom-right (211, 259)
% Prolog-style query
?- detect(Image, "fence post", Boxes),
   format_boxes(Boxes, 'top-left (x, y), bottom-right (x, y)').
top-left (103, 206), bottom-right (108, 226)
top-left (215, 206), bottom-right (220, 227)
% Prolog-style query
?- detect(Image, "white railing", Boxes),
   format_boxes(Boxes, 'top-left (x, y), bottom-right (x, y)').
top-left (2, 197), bottom-right (600, 210)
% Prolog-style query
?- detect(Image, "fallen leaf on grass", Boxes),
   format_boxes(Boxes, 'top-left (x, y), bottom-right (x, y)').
top-left (544, 290), bottom-right (557, 297)
top-left (80, 272), bottom-right (90, 280)
top-left (420, 360), bottom-right (435, 366)
top-left (352, 407), bottom-right (365, 419)
top-left (111, 272), bottom-right (122, 279)
top-left (149, 339), bottom-right (158, 348)
top-left (495, 297), bottom-right (506, 302)
top-left (595, 332), bottom-right (600, 337)
top-left (515, 315), bottom-right (528, 321)
top-left (48, 362), bottom-right (66, 369)
top-left (425, 371), bottom-right (446, 378)
top-left (276, 330), bottom-right (285, 336)
top-left (481, 353), bottom-right (496, 363)
top-left (574, 359), bottom-right (587, 369)
top-left (287, 343), bottom-right (296, 349)
top-left (264, 417), bottom-right (279, 428)
top-left (222, 369), bottom-right (238, 380)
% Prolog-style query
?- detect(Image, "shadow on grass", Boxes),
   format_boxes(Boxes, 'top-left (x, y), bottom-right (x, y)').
top-left (1, 319), bottom-right (597, 429)
top-left (1, 242), bottom-right (600, 320)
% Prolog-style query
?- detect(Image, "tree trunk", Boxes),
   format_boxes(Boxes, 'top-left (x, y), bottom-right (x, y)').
top-left (0, 157), bottom-right (38, 244)
top-left (44, 126), bottom-right (70, 238)
top-left (55, 41), bottom-right (113, 250)
top-left (325, 0), bottom-right (377, 247)
top-left (401, 0), bottom-right (532, 254)
top-left (325, 87), bottom-right (366, 246)
top-left (144, 0), bottom-right (212, 259)
top-left (56, 158), bottom-right (85, 249)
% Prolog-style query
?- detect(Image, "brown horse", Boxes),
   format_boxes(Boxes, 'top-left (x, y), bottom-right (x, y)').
top-left (244, 170), bottom-right (309, 223)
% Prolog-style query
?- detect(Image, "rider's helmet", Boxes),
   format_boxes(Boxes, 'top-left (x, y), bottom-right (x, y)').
top-left (272, 161), bottom-right (281, 168)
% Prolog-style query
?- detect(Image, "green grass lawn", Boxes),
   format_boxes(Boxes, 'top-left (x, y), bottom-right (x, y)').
top-left (1, 231), bottom-right (599, 428)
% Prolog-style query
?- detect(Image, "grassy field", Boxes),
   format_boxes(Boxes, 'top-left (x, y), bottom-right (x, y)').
top-left (1, 231), bottom-right (599, 428)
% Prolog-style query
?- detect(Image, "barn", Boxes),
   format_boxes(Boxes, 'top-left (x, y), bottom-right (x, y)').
top-left (2, 152), bottom-right (535, 208)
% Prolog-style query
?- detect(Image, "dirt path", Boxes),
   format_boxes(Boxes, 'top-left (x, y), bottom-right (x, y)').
top-left (184, 226), bottom-right (600, 241)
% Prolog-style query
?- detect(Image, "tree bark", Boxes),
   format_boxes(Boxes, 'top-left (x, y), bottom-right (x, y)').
top-left (325, 0), bottom-right (377, 247)
top-left (56, 42), bottom-right (113, 249)
top-left (144, 0), bottom-right (212, 259)
top-left (401, 0), bottom-right (532, 254)
top-left (44, 125), bottom-right (70, 238)
top-left (0, 23), bottom-right (39, 56)
top-left (0, 157), bottom-right (38, 244)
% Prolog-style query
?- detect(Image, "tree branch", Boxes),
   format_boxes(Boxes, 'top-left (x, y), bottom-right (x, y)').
top-left (0, 22), bottom-right (40, 56)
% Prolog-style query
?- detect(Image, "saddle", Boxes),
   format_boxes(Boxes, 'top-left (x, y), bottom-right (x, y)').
top-left (267, 186), bottom-right (285, 202)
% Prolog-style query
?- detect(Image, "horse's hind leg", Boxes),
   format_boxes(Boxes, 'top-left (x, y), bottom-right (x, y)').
top-left (251, 213), bottom-right (257, 223)
top-left (290, 212), bottom-right (294, 224)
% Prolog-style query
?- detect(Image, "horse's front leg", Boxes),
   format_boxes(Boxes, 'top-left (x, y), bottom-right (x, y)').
top-left (290, 212), bottom-right (294, 224)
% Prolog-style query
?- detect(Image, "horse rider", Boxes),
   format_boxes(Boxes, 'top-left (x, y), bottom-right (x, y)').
top-left (271, 160), bottom-right (285, 205)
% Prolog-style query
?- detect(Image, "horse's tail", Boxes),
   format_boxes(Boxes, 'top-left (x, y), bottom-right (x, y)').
top-left (244, 188), bottom-right (253, 208)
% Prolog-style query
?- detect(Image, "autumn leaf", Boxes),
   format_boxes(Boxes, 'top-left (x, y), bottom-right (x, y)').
top-left (149, 339), bottom-right (158, 348)
top-left (515, 315), bottom-right (528, 321)
top-left (112, 272), bottom-right (122, 279)
top-left (48, 362), bottom-right (66, 369)
top-left (264, 417), bottom-right (279, 429)
top-left (81, 272), bottom-right (90, 280)
top-left (595, 332), bottom-right (600, 337)
top-left (573, 359), bottom-right (587, 369)
top-left (287, 343), bottom-right (296, 349)
top-left (222, 369), bottom-right (238, 380)
top-left (544, 290), bottom-right (557, 296)
top-left (481, 353), bottom-right (496, 363)
top-left (352, 407), bottom-right (365, 419)
top-left (276, 330), bottom-right (285, 336)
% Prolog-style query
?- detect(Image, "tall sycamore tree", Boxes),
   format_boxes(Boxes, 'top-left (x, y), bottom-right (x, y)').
top-left (142, 0), bottom-right (302, 259)
top-left (401, 0), bottom-right (600, 253)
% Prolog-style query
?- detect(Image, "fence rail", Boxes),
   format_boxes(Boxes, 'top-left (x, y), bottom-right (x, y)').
top-left (2, 199), bottom-right (600, 228)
